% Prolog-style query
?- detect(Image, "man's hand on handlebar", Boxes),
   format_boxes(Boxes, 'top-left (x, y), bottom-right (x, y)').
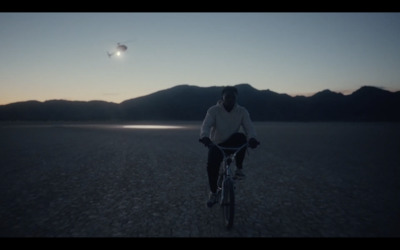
top-left (248, 138), bottom-right (260, 149)
top-left (199, 137), bottom-right (212, 148)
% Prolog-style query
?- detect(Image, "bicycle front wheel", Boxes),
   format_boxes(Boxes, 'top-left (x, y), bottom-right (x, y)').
top-left (221, 178), bottom-right (235, 229)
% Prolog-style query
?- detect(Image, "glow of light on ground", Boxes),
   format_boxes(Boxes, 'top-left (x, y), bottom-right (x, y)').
top-left (122, 125), bottom-right (186, 129)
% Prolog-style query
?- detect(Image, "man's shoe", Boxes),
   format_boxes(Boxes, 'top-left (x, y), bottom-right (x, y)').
top-left (234, 168), bottom-right (245, 180)
top-left (207, 192), bottom-right (218, 208)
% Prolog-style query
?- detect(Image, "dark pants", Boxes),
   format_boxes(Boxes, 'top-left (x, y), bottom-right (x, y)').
top-left (207, 133), bottom-right (247, 193)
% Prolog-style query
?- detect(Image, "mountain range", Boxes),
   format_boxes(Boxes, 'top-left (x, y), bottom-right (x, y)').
top-left (1, 84), bottom-right (399, 122)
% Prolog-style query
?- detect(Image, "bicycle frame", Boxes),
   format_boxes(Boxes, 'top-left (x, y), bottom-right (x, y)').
top-left (212, 142), bottom-right (248, 229)
top-left (213, 143), bottom-right (247, 187)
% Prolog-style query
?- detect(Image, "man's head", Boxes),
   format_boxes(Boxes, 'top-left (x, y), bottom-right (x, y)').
top-left (221, 86), bottom-right (238, 111)
top-left (221, 86), bottom-right (238, 96)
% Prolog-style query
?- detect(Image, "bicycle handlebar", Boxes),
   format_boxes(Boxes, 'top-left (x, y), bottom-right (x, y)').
top-left (212, 142), bottom-right (248, 152)
top-left (212, 142), bottom-right (248, 160)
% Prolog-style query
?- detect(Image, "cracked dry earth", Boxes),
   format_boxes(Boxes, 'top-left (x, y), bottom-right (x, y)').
top-left (0, 122), bottom-right (399, 237)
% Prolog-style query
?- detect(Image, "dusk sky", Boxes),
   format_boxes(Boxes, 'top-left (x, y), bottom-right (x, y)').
top-left (1, 12), bottom-right (399, 105)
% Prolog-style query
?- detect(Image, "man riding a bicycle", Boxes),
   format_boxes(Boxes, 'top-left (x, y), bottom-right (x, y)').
top-left (199, 86), bottom-right (260, 208)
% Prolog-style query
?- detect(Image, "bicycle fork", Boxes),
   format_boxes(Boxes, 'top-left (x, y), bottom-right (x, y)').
top-left (218, 159), bottom-right (235, 205)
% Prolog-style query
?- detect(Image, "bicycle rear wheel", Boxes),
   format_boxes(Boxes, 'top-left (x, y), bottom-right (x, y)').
top-left (221, 178), bottom-right (235, 229)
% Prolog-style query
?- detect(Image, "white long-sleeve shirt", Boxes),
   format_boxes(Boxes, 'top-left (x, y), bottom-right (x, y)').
top-left (200, 100), bottom-right (257, 144)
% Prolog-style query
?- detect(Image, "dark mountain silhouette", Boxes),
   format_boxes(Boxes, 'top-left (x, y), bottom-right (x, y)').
top-left (1, 84), bottom-right (399, 122)
top-left (0, 100), bottom-right (120, 121)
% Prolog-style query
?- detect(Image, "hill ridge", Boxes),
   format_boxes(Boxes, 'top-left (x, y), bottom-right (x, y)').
top-left (1, 84), bottom-right (399, 121)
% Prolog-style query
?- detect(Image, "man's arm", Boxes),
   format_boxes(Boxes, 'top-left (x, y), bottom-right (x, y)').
top-left (242, 109), bottom-right (257, 140)
top-left (200, 108), bottom-right (215, 139)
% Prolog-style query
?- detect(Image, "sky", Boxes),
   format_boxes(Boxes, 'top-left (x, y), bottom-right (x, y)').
top-left (1, 12), bottom-right (400, 105)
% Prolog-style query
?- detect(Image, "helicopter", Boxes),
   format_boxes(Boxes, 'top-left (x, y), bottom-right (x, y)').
top-left (107, 43), bottom-right (128, 58)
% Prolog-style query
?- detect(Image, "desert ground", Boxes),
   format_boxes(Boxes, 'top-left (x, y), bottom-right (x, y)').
top-left (0, 121), bottom-right (399, 237)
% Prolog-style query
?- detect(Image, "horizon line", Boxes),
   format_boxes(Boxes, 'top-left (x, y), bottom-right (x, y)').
top-left (1, 84), bottom-right (398, 106)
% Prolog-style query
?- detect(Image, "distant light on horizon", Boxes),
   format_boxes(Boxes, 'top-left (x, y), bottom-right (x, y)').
top-left (122, 125), bottom-right (186, 129)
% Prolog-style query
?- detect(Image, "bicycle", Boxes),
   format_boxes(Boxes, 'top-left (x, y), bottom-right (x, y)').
top-left (212, 142), bottom-right (248, 230)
